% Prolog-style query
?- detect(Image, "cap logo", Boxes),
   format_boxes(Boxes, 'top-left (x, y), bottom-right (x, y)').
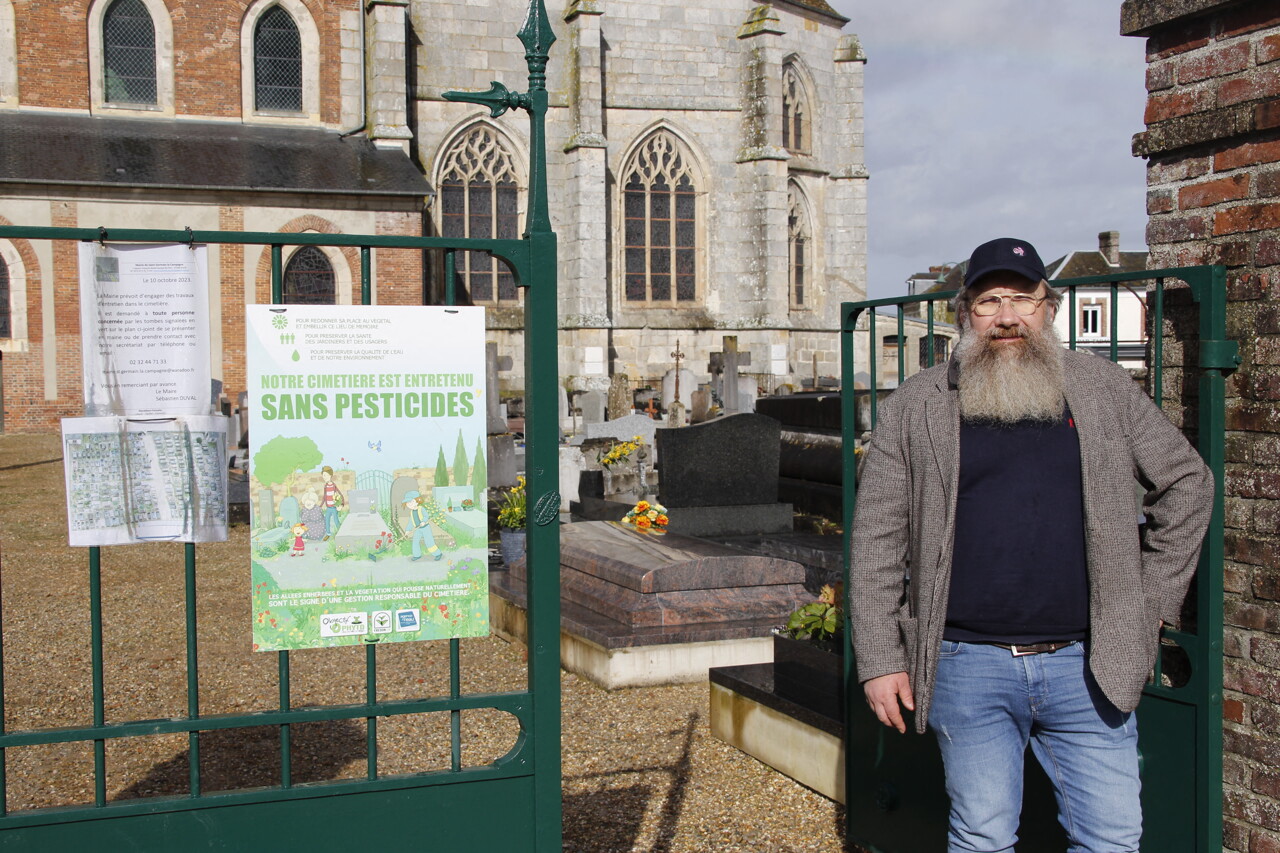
top-left (1012, 246), bottom-right (1025, 256)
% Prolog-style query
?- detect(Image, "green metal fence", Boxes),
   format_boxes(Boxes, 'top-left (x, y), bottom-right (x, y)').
top-left (0, 2), bottom-right (561, 848)
top-left (840, 266), bottom-right (1237, 852)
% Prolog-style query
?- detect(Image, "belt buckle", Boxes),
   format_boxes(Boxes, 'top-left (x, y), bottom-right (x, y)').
top-left (1009, 644), bottom-right (1035, 657)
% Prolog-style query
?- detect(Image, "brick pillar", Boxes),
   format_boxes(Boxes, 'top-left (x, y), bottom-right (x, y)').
top-left (1124, 1), bottom-right (1280, 849)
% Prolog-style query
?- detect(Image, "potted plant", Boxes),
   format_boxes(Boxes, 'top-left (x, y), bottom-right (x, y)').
top-left (495, 476), bottom-right (527, 567)
top-left (775, 583), bottom-right (844, 720)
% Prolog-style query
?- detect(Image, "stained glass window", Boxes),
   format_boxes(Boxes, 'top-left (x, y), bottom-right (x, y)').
top-left (788, 182), bottom-right (810, 308)
top-left (103, 0), bottom-right (156, 104)
top-left (283, 246), bottom-right (335, 304)
top-left (623, 132), bottom-right (698, 305)
top-left (255, 6), bottom-right (302, 112)
top-left (0, 255), bottom-right (10, 338)
top-left (782, 64), bottom-right (809, 155)
top-left (438, 126), bottom-right (522, 303)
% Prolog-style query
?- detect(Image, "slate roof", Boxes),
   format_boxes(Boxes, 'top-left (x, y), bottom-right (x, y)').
top-left (0, 113), bottom-right (431, 198)
top-left (1046, 250), bottom-right (1149, 280)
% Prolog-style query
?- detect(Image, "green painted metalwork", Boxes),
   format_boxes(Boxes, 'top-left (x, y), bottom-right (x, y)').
top-left (0, 0), bottom-right (561, 847)
top-left (841, 266), bottom-right (1234, 852)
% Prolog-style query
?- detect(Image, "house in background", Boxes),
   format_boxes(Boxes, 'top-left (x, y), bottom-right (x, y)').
top-left (1046, 230), bottom-right (1149, 369)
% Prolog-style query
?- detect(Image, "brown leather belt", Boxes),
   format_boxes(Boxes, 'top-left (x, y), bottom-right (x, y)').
top-left (988, 640), bottom-right (1077, 657)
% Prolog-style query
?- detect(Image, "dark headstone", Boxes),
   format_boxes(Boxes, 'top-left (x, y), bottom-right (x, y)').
top-left (657, 413), bottom-right (781, 507)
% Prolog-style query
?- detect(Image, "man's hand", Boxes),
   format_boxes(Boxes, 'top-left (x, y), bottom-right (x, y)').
top-left (863, 671), bottom-right (914, 733)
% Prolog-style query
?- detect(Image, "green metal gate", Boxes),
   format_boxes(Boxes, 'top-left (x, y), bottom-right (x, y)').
top-left (0, 2), bottom-right (562, 848)
top-left (840, 266), bottom-right (1237, 852)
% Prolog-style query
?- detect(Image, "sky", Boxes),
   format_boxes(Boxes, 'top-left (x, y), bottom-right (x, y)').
top-left (829, 0), bottom-right (1151, 298)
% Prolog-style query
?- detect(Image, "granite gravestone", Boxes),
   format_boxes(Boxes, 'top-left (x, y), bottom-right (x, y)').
top-left (607, 374), bottom-right (632, 420)
top-left (579, 390), bottom-right (606, 426)
top-left (654, 413), bottom-right (792, 536)
top-left (690, 387), bottom-right (712, 423)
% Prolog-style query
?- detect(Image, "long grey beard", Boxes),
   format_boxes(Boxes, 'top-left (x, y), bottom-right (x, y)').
top-left (954, 322), bottom-right (1066, 424)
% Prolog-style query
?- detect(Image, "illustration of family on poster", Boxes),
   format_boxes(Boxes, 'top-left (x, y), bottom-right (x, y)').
top-left (246, 305), bottom-right (490, 651)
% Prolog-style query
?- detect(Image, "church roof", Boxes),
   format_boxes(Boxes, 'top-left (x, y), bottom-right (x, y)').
top-left (772, 0), bottom-right (849, 25)
top-left (0, 112), bottom-right (431, 198)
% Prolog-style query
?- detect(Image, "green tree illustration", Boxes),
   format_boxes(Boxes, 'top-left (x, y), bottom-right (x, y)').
top-left (472, 435), bottom-right (487, 503)
top-left (453, 430), bottom-right (469, 486)
top-left (434, 447), bottom-right (449, 487)
top-left (252, 436), bottom-right (323, 493)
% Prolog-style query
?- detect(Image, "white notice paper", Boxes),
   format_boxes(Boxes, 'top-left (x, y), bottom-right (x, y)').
top-left (61, 416), bottom-right (230, 546)
top-left (79, 242), bottom-right (212, 417)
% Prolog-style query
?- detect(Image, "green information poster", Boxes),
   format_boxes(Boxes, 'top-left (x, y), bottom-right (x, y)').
top-left (246, 306), bottom-right (489, 651)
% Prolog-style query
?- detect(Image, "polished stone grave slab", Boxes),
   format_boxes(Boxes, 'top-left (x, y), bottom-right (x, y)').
top-left (489, 520), bottom-right (807, 688)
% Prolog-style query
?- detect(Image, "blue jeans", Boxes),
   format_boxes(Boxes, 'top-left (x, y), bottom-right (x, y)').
top-left (928, 640), bottom-right (1141, 853)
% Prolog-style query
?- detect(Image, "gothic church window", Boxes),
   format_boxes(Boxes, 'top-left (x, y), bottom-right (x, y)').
top-left (438, 126), bottom-right (522, 304)
top-left (254, 5), bottom-right (302, 112)
top-left (782, 64), bottom-right (809, 155)
top-left (103, 0), bottom-right (156, 105)
top-left (788, 183), bottom-right (810, 309)
top-left (283, 246), bottom-right (335, 304)
top-left (623, 132), bottom-right (698, 306)
top-left (0, 255), bottom-right (9, 338)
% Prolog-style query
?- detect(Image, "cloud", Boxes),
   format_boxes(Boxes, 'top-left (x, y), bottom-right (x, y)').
top-left (831, 0), bottom-right (1150, 296)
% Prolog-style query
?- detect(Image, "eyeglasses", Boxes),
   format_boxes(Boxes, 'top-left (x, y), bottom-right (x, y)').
top-left (969, 294), bottom-right (1047, 317)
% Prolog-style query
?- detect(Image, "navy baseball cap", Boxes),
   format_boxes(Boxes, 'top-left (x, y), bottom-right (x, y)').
top-left (962, 237), bottom-right (1047, 290)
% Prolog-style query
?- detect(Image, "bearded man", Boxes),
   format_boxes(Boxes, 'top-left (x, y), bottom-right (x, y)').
top-left (850, 237), bottom-right (1214, 852)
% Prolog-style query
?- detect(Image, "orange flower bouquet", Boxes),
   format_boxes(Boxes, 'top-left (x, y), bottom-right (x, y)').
top-left (619, 499), bottom-right (669, 534)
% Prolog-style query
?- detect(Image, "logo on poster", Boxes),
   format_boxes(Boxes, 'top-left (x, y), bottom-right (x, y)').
top-left (319, 612), bottom-right (367, 637)
top-left (395, 609), bottom-right (421, 631)
top-left (371, 610), bottom-right (393, 634)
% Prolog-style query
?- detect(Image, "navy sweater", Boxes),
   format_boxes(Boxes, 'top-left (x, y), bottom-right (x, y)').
top-left (943, 408), bottom-right (1089, 644)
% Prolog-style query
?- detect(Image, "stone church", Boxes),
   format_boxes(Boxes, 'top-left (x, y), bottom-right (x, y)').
top-left (0, 0), bottom-right (866, 429)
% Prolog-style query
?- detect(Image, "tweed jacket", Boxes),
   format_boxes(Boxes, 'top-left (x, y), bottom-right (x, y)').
top-left (850, 348), bottom-right (1214, 734)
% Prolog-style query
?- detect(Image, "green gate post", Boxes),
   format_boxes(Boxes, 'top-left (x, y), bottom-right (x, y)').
top-left (444, 0), bottom-right (562, 847)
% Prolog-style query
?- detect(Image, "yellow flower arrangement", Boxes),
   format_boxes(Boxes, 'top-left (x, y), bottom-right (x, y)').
top-left (620, 499), bottom-right (669, 533)
top-left (599, 435), bottom-right (645, 469)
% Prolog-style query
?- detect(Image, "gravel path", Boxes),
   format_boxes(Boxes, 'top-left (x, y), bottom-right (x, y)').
top-left (0, 433), bottom-right (849, 851)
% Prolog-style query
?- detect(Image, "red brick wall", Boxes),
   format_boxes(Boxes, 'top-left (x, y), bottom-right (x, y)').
top-left (0, 203), bottom-right (86, 432)
top-left (375, 211), bottom-right (425, 306)
top-left (1, 205), bottom-right (423, 433)
top-left (16, 0), bottom-right (356, 122)
top-left (16, 2), bottom-right (90, 109)
top-left (1130, 1), bottom-right (1280, 848)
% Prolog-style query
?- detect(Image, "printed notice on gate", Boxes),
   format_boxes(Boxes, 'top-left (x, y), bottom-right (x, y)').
top-left (79, 242), bottom-right (212, 417)
top-left (246, 305), bottom-right (489, 652)
top-left (61, 415), bottom-right (230, 546)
